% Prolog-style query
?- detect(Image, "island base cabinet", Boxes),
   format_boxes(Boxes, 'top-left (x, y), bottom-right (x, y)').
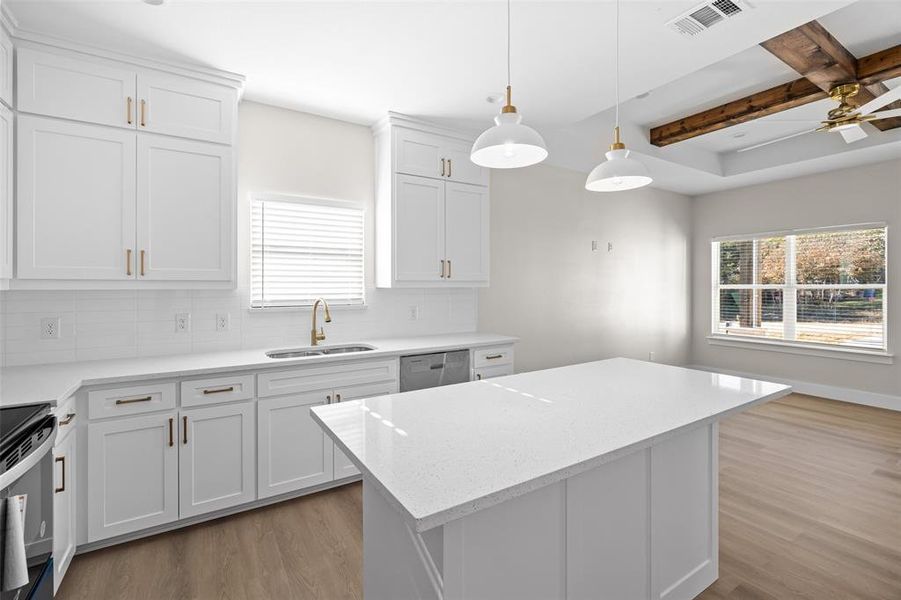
top-left (363, 423), bottom-right (717, 600)
top-left (257, 392), bottom-right (334, 499)
top-left (87, 412), bottom-right (178, 542)
top-left (179, 402), bottom-right (256, 519)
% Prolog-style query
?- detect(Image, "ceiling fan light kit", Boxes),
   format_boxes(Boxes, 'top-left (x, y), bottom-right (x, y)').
top-left (585, 0), bottom-right (652, 192)
top-left (471, 0), bottom-right (548, 169)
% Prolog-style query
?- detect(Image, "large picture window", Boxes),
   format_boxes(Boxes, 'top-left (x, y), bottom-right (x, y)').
top-left (251, 195), bottom-right (365, 309)
top-left (712, 225), bottom-right (887, 351)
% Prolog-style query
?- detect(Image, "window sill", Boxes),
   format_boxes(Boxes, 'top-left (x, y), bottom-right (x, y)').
top-left (247, 304), bottom-right (368, 313)
top-left (706, 335), bottom-right (894, 364)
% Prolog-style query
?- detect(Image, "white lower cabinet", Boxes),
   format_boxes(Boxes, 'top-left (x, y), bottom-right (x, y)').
top-left (87, 412), bottom-right (179, 542)
top-left (257, 391), bottom-right (334, 499)
top-left (179, 402), bottom-right (256, 518)
top-left (332, 381), bottom-right (398, 478)
top-left (53, 428), bottom-right (77, 594)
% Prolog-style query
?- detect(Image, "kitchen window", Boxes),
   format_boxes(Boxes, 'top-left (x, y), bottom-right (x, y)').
top-left (251, 194), bottom-right (365, 309)
top-left (711, 225), bottom-right (887, 354)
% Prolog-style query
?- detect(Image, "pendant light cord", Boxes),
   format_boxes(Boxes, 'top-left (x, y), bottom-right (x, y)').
top-left (614, 0), bottom-right (620, 129)
top-left (507, 0), bottom-right (512, 87)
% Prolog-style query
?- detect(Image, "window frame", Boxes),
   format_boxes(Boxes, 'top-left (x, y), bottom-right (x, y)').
top-left (249, 192), bottom-right (366, 311)
top-left (709, 223), bottom-right (891, 361)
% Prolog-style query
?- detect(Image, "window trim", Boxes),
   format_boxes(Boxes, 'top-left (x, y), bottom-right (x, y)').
top-left (250, 192), bottom-right (367, 310)
top-left (710, 223), bottom-right (889, 356)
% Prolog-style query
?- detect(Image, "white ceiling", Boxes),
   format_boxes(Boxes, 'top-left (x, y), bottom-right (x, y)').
top-left (5, 0), bottom-right (900, 195)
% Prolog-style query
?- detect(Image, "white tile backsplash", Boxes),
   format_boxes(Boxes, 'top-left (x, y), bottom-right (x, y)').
top-left (0, 287), bottom-right (478, 366)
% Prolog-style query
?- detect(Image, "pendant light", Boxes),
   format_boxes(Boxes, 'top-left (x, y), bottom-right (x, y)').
top-left (585, 0), bottom-right (652, 192)
top-left (471, 0), bottom-right (547, 169)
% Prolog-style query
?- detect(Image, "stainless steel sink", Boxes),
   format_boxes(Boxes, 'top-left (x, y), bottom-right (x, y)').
top-left (266, 344), bottom-right (375, 359)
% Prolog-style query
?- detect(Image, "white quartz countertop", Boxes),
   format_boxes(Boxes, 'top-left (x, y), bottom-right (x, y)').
top-left (0, 333), bottom-right (517, 408)
top-left (311, 358), bottom-right (791, 532)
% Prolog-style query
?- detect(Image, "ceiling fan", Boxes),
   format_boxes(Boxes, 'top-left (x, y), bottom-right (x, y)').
top-left (737, 83), bottom-right (901, 153)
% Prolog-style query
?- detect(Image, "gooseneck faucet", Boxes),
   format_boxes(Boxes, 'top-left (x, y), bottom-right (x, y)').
top-left (311, 298), bottom-right (332, 346)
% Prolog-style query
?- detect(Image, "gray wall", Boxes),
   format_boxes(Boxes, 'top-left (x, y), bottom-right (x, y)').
top-left (478, 163), bottom-right (692, 373)
top-left (690, 159), bottom-right (901, 401)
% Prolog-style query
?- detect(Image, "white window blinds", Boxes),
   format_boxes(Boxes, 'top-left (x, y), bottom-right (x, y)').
top-left (251, 195), bottom-right (365, 308)
top-left (712, 225), bottom-right (887, 351)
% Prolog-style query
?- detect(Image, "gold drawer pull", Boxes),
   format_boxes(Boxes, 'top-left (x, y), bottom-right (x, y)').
top-left (485, 354), bottom-right (504, 360)
top-left (140, 250), bottom-right (146, 276)
top-left (447, 260), bottom-right (452, 279)
top-left (127, 97), bottom-right (133, 125)
top-left (168, 417), bottom-right (174, 447)
top-left (440, 158), bottom-right (446, 177)
top-left (447, 159), bottom-right (452, 178)
top-left (440, 259), bottom-right (446, 278)
top-left (203, 386), bottom-right (235, 395)
top-left (59, 412), bottom-right (76, 426)
top-left (55, 456), bottom-right (66, 493)
top-left (140, 99), bottom-right (147, 127)
top-left (116, 396), bottom-right (152, 405)
top-left (126, 248), bottom-right (133, 276)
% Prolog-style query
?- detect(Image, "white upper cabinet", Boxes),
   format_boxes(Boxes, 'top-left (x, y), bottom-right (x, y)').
top-left (444, 182), bottom-right (489, 283)
top-left (0, 104), bottom-right (11, 280)
top-left (137, 135), bottom-right (233, 280)
top-left (374, 114), bottom-right (490, 288)
top-left (137, 71), bottom-right (236, 144)
top-left (0, 26), bottom-right (12, 107)
top-left (394, 174), bottom-right (446, 283)
top-left (17, 47), bottom-right (137, 129)
top-left (17, 116), bottom-right (136, 280)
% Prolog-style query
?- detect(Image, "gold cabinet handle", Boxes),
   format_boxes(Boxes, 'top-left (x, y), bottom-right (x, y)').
top-left (440, 158), bottom-right (446, 177)
top-left (326, 394), bottom-right (332, 404)
top-left (203, 386), bottom-right (235, 395)
top-left (59, 412), bottom-right (76, 426)
top-left (476, 373), bottom-right (482, 380)
top-left (335, 394), bottom-right (342, 402)
top-left (54, 456), bottom-right (66, 493)
top-left (116, 395), bottom-right (152, 405)
top-left (440, 259), bottom-right (446, 278)
top-left (485, 354), bottom-right (504, 360)
top-left (447, 260), bottom-right (452, 279)
top-left (168, 417), bottom-right (174, 447)
top-left (140, 250), bottom-right (146, 276)
top-left (140, 99), bottom-right (147, 127)
top-left (447, 159), bottom-right (452, 178)
top-left (183, 416), bottom-right (188, 444)
top-left (126, 248), bottom-right (133, 276)
top-left (127, 97), bottom-right (133, 125)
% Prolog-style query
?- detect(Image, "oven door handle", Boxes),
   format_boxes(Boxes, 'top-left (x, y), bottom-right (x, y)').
top-left (0, 419), bottom-right (57, 490)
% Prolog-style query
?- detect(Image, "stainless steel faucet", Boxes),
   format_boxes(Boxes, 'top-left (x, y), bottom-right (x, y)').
top-left (311, 298), bottom-right (332, 346)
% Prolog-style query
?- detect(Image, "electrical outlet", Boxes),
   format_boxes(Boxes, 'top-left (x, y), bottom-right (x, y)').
top-left (648, 351), bottom-right (655, 362)
top-left (40, 317), bottom-right (61, 340)
top-left (408, 305), bottom-right (420, 321)
top-left (175, 313), bottom-right (191, 333)
top-left (216, 313), bottom-right (230, 332)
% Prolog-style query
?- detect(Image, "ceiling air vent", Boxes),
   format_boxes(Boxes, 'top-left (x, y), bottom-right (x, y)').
top-left (666, 0), bottom-right (749, 37)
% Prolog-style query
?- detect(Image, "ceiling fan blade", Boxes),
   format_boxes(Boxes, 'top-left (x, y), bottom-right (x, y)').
top-left (867, 108), bottom-right (901, 120)
top-left (839, 125), bottom-right (868, 144)
top-left (858, 85), bottom-right (901, 116)
top-left (736, 129), bottom-right (817, 153)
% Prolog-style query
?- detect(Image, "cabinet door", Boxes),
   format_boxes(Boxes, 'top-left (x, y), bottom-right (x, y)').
top-left (0, 105), bottom-right (11, 279)
top-left (443, 138), bottom-right (489, 186)
top-left (444, 182), bottom-right (489, 283)
top-left (332, 381), bottom-right (398, 478)
top-left (137, 71), bottom-right (236, 144)
top-left (0, 26), bottom-right (12, 107)
top-left (394, 174), bottom-right (446, 283)
top-left (87, 412), bottom-right (178, 542)
top-left (257, 391), bottom-right (334, 499)
top-left (393, 128), bottom-right (446, 180)
top-left (179, 402), bottom-right (256, 518)
top-left (17, 116), bottom-right (137, 280)
top-left (137, 135), bottom-right (233, 280)
top-left (17, 47), bottom-right (136, 128)
top-left (53, 429), bottom-right (77, 594)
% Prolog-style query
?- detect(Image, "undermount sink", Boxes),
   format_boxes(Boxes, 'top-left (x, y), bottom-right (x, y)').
top-left (266, 344), bottom-right (376, 359)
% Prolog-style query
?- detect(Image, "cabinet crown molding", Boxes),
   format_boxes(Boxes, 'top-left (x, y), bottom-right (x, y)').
top-left (372, 112), bottom-right (480, 144)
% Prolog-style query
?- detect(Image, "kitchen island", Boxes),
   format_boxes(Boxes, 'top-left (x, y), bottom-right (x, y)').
top-left (311, 358), bottom-right (790, 600)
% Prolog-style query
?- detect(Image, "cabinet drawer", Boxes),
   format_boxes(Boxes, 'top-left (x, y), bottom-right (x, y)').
top-left (88, 383), bottom-right (176, 420)
top-left (181, 374), bottom-right (254, 407)
top-left (54, 396), bottom-right (78, 444)
top-left (474, 364), bottom-right (514, 381)
top-left (473, 346), bottom-right (514, 368)
top-left (258, 360), bottom-right (398, 398)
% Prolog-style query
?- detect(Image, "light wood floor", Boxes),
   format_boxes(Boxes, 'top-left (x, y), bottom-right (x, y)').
top-left (59, 393), bottom-right (901, 600)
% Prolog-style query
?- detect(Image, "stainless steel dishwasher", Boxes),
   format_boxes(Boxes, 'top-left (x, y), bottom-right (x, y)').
top-left (399, 350), bottom-right (471, 392)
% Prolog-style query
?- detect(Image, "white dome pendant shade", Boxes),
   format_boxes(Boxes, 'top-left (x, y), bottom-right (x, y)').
top-left (585, 127), bottom-right (652, 192)
top-left (471, 85), bottom-right (548, 169)
top-left (585, 0), bottom-right (652, 192)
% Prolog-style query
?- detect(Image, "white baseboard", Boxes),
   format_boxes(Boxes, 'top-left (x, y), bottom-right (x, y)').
top-left (687, 364), bottom-right (901, 412)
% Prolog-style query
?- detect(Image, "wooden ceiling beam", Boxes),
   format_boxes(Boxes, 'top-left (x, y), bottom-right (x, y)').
top-left (650, 34), bottom-right (901, 147)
